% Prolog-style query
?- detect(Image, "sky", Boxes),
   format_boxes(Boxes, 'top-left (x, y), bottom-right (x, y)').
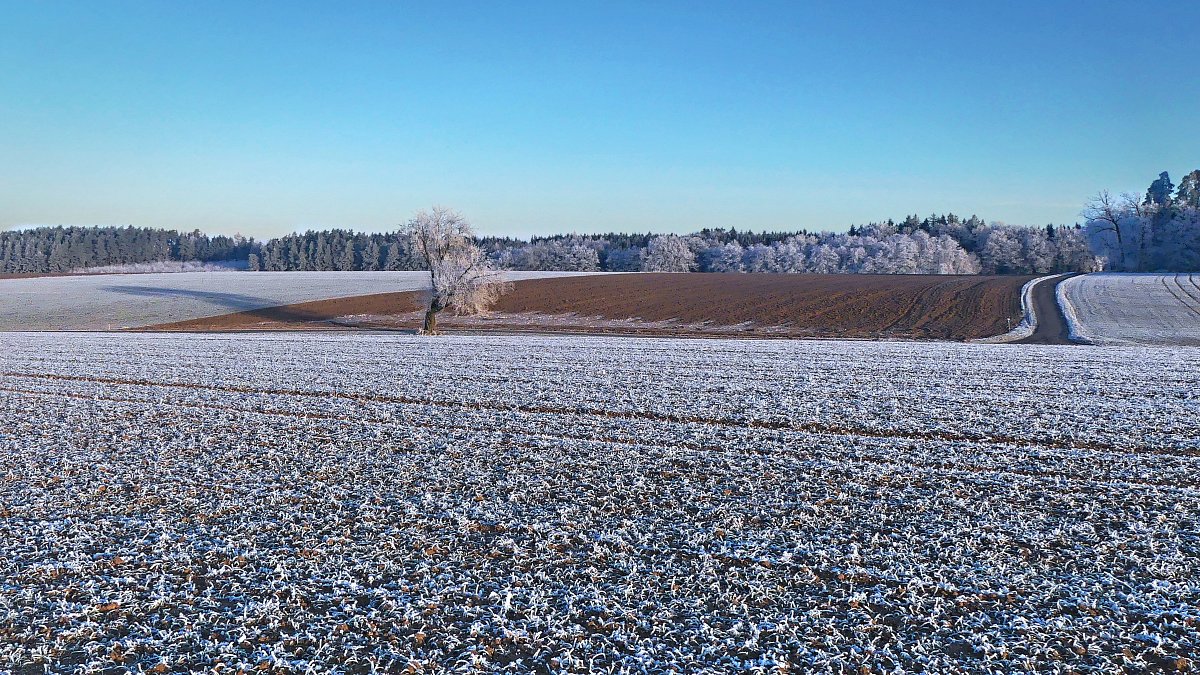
top-left (1, 1), bottom-right (1197, 239)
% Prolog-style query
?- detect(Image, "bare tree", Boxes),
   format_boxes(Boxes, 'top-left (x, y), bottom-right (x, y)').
top-left (1082, 190), bottom-right (1138, 270)
top-left (403, 207), bottom-right (509, 335)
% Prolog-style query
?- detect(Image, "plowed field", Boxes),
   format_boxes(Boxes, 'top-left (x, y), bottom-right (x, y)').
top-left (151, 273), bottom-right (1033, 341)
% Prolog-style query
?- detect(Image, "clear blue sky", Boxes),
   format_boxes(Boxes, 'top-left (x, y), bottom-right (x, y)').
top-left (2, 1), bottom-right (1197, 239)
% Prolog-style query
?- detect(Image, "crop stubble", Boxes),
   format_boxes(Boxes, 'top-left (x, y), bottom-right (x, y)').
top-left (0, 332), bottom-right (1197, 673)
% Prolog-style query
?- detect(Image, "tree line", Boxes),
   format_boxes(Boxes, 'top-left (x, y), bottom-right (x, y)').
top-left (0, 226), bottom-right (255, 274)
top-left (245, 215), bottom-right (1095, 275)
top-left (3, 170), bottom-right (1196, 274)
top-left (1082, 170), bottom-right (1200, 272)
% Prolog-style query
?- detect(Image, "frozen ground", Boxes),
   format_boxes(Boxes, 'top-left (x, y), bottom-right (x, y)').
top-left (0, 271), bottom-right (590, 331)
top-left (0, 333), bottom-right (1197, 673)
top-left (1060, 273), bottom-right (1200, 346)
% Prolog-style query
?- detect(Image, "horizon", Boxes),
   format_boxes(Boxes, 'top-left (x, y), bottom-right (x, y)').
top-left (3, 1), bottom-right (1197, 239)
top-left (0, 211), bottom-right (1066, 243)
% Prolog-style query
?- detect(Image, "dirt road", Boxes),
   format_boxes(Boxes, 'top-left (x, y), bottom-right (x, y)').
top-left (1016, 274), bottom-right (1078, 345)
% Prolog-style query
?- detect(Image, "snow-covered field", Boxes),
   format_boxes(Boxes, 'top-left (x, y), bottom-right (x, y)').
top-left (1061, 273), bottom-right (1200, 346)
top-left (0, 271), bottom-right (590, 331)
top-left (1, 332), bottom-right (1197, 673)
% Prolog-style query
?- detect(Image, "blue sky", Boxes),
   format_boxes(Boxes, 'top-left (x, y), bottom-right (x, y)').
top-left (2, 1), bottom-right (1197, 238)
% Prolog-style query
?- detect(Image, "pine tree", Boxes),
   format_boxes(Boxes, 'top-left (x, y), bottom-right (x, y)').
top-left (1176, 170), bottom-right (1200, 207)
top-left (1145, 171), bottom-right (1174, 207)
top-left (338, 242), bottom-right (356, 271)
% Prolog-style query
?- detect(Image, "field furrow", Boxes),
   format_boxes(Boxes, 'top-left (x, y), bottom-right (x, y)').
top-left (1061, 273), bottom-right (1200, 345)
top-left (0, 332), bottom-right (1197, 673)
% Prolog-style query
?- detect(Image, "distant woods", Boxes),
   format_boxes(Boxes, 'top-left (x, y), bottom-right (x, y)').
top-left (4, 170), bottom-right (1198, 275)
top-left (0, 226), bottom-right (255, 274)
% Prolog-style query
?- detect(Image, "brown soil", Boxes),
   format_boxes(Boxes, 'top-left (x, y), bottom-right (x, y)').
top-left (146, 273), bottom-right (1034, 341)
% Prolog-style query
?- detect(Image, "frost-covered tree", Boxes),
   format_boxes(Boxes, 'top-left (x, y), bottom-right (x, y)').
top-left (1018, 227), bottom-right (1054, 274)
top-left (337, 242), bottom-right (356, 271)
top-left (772, 238), bottom-right (808, 273)
top-left (929, 234), bottom-right (981, 274)
top-left (1083, 191), bottom-right (1138, 270)
top-left (1151, 207), bottom-right (1200, 270)
top-left (1051, 226), bottom-right (1098, 273)
top-left (807, 243), bottom-right (842, 274)
top-left (700, 241), bottom-right (745, 272)
top-left (502, 238), bottom-right (601, 272)
top-left (742, 243), bottom-right (777, 273)
top-left (540, 239), bottom-right (601, 271)
top-left (361, 239), bottom-right (382, 271)
top-left (404, 207), bottom-right (509, 335)
top-left (643, 234), bottom-right (696, 272)
top-left (603, 246), bottom-right (644, 272)
top-left (1082, 170), bottom-right (1200, 271)
top-left (1177, 170), bottom-right (1200, 208)
top-left (977, 227), bottom-right (1024, 274)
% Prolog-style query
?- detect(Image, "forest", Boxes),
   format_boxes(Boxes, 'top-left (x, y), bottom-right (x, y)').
top-left (3, 170), bottom-right (1197, 275)
top-left (0, 226), bottom-right (255, 274)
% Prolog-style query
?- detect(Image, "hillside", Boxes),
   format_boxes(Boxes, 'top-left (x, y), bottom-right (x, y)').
top-left (1060, 273), bottom-right (1200, 346)
top-left (150, 273), bottom-right (1033, 341)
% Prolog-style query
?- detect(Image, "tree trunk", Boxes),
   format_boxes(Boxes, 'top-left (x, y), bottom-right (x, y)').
top-left (422, 309), bottom-right (438, 335)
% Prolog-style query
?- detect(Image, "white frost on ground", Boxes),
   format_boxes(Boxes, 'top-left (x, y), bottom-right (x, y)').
top-left (70, 260), bottom-right (246, 274)
top-left (0, 332), bottom-right (1197, 672)
top-left (0, 270), bottom-right (595, 331)
top-left (1059, 273), bottom-right (1200, 346)
top-left (971, 273), bottom-right (1066, 343)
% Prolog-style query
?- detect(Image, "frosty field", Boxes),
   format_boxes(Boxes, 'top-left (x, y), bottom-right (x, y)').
top-left (1061, 273), bottom-right (1200, 346)
top-left (0, 271), bottom-right (588, 331)
top-left (1, 332), bottom-right (1198, 673)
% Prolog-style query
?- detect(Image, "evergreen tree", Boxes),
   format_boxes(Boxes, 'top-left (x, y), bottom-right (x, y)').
top-left (1145, 171), bottom-right (1174, 207)
top-left (1176, 170), bottom-right (1200, 208)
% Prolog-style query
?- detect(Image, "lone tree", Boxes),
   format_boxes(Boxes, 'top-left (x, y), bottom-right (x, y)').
top-left (404, 207), bottom-right (508, 335)
top-left (1082, 190), bottom-right (1138, 270)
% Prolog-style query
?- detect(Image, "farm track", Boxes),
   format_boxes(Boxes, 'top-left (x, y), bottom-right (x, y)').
top-left (2, 332), bottom-right (1198, 673)
top-left (1015, 274), bottom-right (1076, 345)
